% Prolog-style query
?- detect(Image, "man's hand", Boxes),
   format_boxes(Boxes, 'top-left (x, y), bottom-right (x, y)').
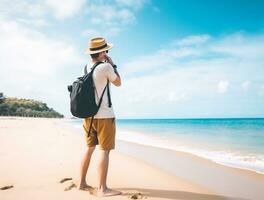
top-left (104, 54), bottom-right (121, 86)
top-left (105, 55), bottom-right (115, 66)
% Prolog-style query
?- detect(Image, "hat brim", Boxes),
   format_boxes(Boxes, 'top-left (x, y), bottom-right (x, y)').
top-left (84, 43), bottom-right (113, 54)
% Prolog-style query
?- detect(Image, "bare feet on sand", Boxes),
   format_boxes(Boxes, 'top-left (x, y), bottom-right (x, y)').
top-left (96, 188), bottom-right (122, 197)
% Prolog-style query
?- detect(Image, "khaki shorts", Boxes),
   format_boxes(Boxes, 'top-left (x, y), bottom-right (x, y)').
top-left (83, 118), bottom-right (116, 150)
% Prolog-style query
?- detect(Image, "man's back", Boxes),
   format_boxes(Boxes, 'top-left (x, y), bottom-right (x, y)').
top-left (89, 62), bottom-right (117, 118)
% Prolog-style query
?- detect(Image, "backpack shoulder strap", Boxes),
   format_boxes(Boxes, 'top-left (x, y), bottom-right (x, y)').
top-left (91, 61), bottom-right (103, 73)
top-left (84, 65), bottom-right (88, 74)
top-left (84, 61), bottom-right (103, 75)
top-left (106, 80), bottom-right (112, 107)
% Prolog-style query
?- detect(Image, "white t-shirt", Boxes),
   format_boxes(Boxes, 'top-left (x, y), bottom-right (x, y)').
top-left (87, 62), bottom-right (117, 118)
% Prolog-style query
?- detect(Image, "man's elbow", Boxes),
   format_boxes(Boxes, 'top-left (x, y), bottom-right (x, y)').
top-left (113, 80), bottom-right (121, 87)
top-left (116, 81), bottom-right (121, 87)
top-left (112, 78), bottom-right (121, 87)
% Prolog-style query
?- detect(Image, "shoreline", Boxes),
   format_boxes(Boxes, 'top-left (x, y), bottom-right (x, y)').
top-left (63, 118), bottom-right (264, 177)
top-left (62, 118), bottom-right (264, 176)
top-left (117, 136), bottom-right (264, 176)
top-left (116, 139), bottom-right (264, 178)
top-left (116, 140), bottom-right (264, 200)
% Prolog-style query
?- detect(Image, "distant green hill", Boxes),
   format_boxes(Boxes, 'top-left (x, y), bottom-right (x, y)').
top-left (0, 96), bottom-right (64, 118)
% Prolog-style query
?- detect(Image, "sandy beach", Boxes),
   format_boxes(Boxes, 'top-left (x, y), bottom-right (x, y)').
top-left (0, 117), bottom-right (263, 200)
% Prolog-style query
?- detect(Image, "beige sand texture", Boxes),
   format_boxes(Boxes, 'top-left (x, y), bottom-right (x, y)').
top-left (0, 117), bottom-right (263, 200)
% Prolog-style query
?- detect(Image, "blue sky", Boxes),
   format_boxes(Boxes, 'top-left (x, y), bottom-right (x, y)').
top-left (0, 0), bottom-right (264, 118)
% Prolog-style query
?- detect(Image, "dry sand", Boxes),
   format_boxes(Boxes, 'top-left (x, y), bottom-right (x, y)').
top-left (0, 117), bottom-right (263, 200)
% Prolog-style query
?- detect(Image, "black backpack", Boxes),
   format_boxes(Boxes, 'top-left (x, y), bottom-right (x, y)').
top-left (68, 61), bottom-right (111, 118)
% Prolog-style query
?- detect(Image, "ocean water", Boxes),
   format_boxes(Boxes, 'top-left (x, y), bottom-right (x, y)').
top-left (65, 118), bottom-right (264, 174)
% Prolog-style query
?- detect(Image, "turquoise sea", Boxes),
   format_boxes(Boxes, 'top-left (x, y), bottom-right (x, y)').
top-left (65, 118), bottom-right (264, 174)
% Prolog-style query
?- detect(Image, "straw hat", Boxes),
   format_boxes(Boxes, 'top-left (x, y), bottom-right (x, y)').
top-left (84, 37), bottom-right (113, 54)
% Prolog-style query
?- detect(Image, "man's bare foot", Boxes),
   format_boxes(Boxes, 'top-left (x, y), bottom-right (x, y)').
top-left (96, 188), bottom-right (122, 197)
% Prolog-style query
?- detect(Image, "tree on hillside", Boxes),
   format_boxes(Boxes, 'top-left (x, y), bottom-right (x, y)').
top-left (0, 92), bottom-right (4, 103)
top-left (0, 96), bottom-right (63, 118)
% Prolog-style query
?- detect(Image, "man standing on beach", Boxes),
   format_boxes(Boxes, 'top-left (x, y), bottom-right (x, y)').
top-left (79, 37), bottom-right (121, 197)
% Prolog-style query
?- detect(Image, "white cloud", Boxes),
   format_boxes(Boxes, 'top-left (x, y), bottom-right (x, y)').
top-left (45, 0), bottom-right (86, 20)
top-left (82, 0), bottom-right (148, 37)
top-left (241, 81), bottom-right (251, 91)
top-left (211, 33), bottom-right (264, 60)
top-left (121, 46), bottom-right (201, 75)
top-left (217, 81), bottom-right (229, 94)
top-left (114, 61), bottom-right (230, 118)
top-left (16, 18), bottom-right (49, 28)
top-left (0, 20), bottom-right (84, 114)
top-left (87, 5), bottom-right (136, 26)
top-left (0, 0), bottom-right (49, 28)
top-left (0, 0), bottom-right (46, 19)
top-left (115, 0), bottom-right (148, 10)
top-left (168, 92), bottom-right (188, 102)
top-left (173, 34), bottom-right (211, 46)
top-left (122, 33), bottom-right (264, 77)
top-left (0, 21), bottom-right (79, 75)
top-left (114, 33), bottom-right (264, 118)
top-left (0, 0), bottom-right (86, 23)
top-left (0, 0), bottom-right (148, 37)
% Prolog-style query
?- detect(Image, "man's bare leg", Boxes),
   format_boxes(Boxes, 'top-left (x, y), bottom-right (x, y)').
top-left (79, 146), bottom-right (95, 190)
top-left (97, 150), bottom-right (121, 197)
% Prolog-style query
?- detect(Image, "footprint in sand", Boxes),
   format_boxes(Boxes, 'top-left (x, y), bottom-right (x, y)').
top-left (0, 185), bottom-right (14, 190)
top-left (59, 177), bottom-right (73, 183)
top-left (130, 192), bottom-right (147, 199)
top-left (64, 182), bottom-right (77, 191)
